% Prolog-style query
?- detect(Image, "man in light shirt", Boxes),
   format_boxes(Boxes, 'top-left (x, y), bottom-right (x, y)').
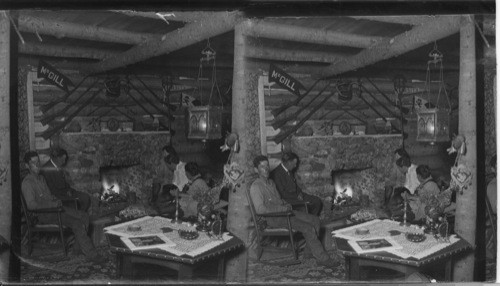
top-left (396, 155), bottom-right (419, 195)
top-left (165, 153), bottom-right (189, 193)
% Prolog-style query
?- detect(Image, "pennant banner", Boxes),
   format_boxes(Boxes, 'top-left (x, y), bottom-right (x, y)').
top-left (37, 60), bottom-right (74, 92)
top-left (268, 64), bottom-right (304, 96)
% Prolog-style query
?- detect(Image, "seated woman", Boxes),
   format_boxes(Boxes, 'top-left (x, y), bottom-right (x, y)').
top-left (405, 165), bottom-right (451, 223)
top-left (180, 162), bottom-right (221, 219)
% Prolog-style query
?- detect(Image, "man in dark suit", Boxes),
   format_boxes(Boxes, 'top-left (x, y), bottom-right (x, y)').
top-left (271, 152), bottom-right (323, 216)
top-left (41, 147), bottom-right (91, 211)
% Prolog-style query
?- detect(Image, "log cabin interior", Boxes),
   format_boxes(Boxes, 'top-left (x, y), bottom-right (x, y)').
top-left (0, 4), bottom-right (496, 283)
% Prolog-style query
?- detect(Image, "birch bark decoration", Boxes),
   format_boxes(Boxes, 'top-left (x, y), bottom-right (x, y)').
top-left (454, 15), bottom-right (477, 282)
top-left (226, 20), bottom-right (251, 283)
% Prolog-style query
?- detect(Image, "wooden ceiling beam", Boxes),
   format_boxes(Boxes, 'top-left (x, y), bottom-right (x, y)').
top-left (349, 16), bottom-right (434, 26)
top-left (245, 44), bottom-right (349, 63)
top-left (19, 42), bottom-right (119, 60)
top-left (243, 19), bottom-right (387, 49)
top-left (84, 11), bottom-right (240, 74)
top-left (315, 15), bottom-right (463, 78)
top-left (18, 14), bottom-right (158, 45)
top-left (113, 10), bottom-right (234, 23)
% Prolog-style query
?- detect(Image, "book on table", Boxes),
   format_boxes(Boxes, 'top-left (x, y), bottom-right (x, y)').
top-left (347, 236), bottom-right (402, 254)
top-left (120, 233), bottom-right (176, 251)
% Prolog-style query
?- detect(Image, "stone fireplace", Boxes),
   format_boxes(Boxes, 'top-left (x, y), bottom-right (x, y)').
top-left (291, 134), bottom-right (402, 209)
top-left (55, 132), bottom-right (170, 216)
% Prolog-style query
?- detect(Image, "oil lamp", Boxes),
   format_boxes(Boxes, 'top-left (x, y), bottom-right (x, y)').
top-left (416, 42), bottom-right (451, 143)
top-left (187, 39), bottom-right (223, 141)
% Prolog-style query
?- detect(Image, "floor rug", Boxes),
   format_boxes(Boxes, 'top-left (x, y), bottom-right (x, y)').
top-left (247, 251), bottom-right (346, 283)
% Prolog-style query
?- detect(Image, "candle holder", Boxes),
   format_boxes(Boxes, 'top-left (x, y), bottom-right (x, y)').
top-left (171, 189), bottom-right (182, 224)
top-left (400, 197), bottom-right (411, 227)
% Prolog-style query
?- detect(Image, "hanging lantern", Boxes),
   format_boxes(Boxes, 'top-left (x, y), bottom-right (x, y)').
top-left (187, 39), bottom-right (223, 140)
top-left (416, 42), bottom-right (451, 143)
top-left (187, 106), bottom-right (222, 140)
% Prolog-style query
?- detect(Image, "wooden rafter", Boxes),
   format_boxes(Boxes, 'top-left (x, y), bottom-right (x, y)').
top-left (243, 19), bottom-right (387, 49)
top-left (315, 15), bottom-right (463, 77)
top-left (85, 11), bottom-right (241, 74)
top-left (246, 45), bottom-right (348, 63)
top-left (19, 42), bottom-right (118, 60)
top-left (114, 10), bottom-right (233, 23)
top-left (349, 15), bottom-right (436, 25)
top-left (18, 14), bottom-right (158, 45)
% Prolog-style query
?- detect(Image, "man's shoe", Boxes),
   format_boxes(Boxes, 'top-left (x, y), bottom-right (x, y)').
top-left (316, 258), bottom-right (340, 268)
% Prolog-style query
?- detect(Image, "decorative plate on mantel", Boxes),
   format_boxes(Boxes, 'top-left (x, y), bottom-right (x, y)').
top-left (339, 121), bottom-right (351, 135)
top-left (107, 118), bottom-right (120, 132)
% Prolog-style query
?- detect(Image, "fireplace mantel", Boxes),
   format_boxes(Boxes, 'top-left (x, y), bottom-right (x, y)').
top-left (294, 134), bottom-right (402, 139)
top-left (62, 131), bottom-right (171, 135)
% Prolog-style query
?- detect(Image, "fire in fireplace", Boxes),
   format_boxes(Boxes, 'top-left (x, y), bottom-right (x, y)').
top-left (330, 167), bottom-right (373, 206)
top-left (99, 166), bottom-right (125, 202)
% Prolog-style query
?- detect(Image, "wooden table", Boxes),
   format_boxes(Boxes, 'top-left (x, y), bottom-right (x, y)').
top-left (333, 235), bottom-right (473, 281)
top-left (106, 232), bottom-right (244, 281)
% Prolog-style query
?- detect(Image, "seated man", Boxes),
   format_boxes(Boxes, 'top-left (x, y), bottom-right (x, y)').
top-left (40, 147), bottom-right (91, 211)
top-left (250, 155), bottom-right (338, 267)
top-left (271, 152), bottom-right (323, 216)
top-left (406, 165), bottom-right (451, 222)
top-left (22, 151), bottom-right (105, 263)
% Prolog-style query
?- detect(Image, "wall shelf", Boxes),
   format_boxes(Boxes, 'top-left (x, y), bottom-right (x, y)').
top-left (61, 131), bottom-right (171, 135)
top-left (294, 134), bottom-right (402, 139)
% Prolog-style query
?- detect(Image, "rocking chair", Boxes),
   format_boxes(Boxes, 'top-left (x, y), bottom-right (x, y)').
top-left (21, 192), bottom-right (76, 257)
top-left (245, 187), bottom-right (301, 263)
top-left (485, 196), bottom-right (496, 258)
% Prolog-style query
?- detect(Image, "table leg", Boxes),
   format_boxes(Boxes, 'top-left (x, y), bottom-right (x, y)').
top-left (118, 254), bottom-right (134, 279)
top-left (217, 257), bottom-right (226, 281)
top-left (178, 264), bottom-right (195, 280)
top-left (444, 259), bottom-right (452, 281)
top-left (348, 257), bottom-right (361, 281)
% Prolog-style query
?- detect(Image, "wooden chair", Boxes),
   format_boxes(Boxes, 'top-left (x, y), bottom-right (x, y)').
top-left (20, 192), bottom-right (75, 257)
top-left (245, 187), bottom-right (300, 262)
top-left (485, 196), bottom-right (496, 257)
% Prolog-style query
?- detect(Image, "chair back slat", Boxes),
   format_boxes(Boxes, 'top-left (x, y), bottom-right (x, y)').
top-left (244, 186), bottom-right (262, 237)
top-left (20, 191), bottom-right (38, 228)
top-left (485, 196), bottom-right (497, 237)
